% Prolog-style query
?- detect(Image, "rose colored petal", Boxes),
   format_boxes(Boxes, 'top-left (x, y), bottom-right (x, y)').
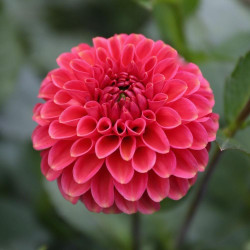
top-left (96, 47), bottom-right (108, 63)
top-left (38, 81), bottom-right (59, 99)
top-left (163, 79), bottom-right (187, 102)
top-left (168, 176), bottom-right (189, 200)
top-left (120, 136), bottom-right (136, 161)
top-left (109, 36), bottom-right (121, 61)
top-left (41, 150), bottom-right (62, 181)
top-left (142, 110), bottom-right (156, 124)
top-left (106, 150), bottom-right (134, 184)
top-left (115, 190), bottom-right (137, 214)
top-left (187, 122), bottom-right (208, 150)
top-left (102, 204), bottom-right (121, 214)
top-left (122, 44), bottom-right (135, 67)
top-left (142, 123), bottom-right (170, 154)
top-left (70, 59), bottom-right (93, 78)
top-left (153, 151), bottom-right (176, 178)
top-left (126, 118), bottom-right (146, 136)
top-left (73, 153), bottom-right (104, 183)
top-left (91, 167), bottom-right (114, 208)
top-left (81, 191), bottom-right (102, 213)
top-left (173, 149), bottom-right (198, 178)
top-left (188, 174), bottom-right (198, 186)
top-left (84, 101), bottom-right (102, 119)
top-left (79, 50), bottom-right (95, 65)
top-left (70, 138), bottom-right (93, 157)
top-left (48, 140), bottom-right (75, 170)
top-left (200, 115), bottom-right (219, 141)
top-left (136, 38), bottom-right (153, 60)
top-left (56, 52), bottom-right (77, 71)
top-left (114, 172), bottom-right (148, 201)
top-left (188, 94), bottom-right (212, 118)
top-left (61, 165), bottom-right (90, 197)
top-left (154, 58), bottom-right (179, 80)
top-left (54, 90), bottom-right (82, 106)
top-left (32, 103), bottom-right (50, 126)
top-left (97, 117), bottom-right (112, 135)
top-left (143, 56), bottom-right (157, 73)
top-left (155, 107), bottom-right (181, 129)
top-left (77, 116), bottom-right (97, 137)
top-left (32, 125), bottom-right (57, 150)
top-left (165, 125), bottom-right (193, 149)
top-left (174, 72), bottom-right (200, 95)
top-left (49, 121), bottom-right (76, 139)
top-left (156, 45), bottom-right (177, 60)
top-left (137, 193), bottom-right (160, 214)
top-left (190, 148), bottom-right (209, 172)
top-left (40, 100), bottom-right (64, 119)
top-left (147, 171), bottom-right (170, 202)
top-left (132, 147), bottom-right (156, 173)
top-left (57, 177), bottom-right (79, 204)
top-left (95, 135), bottom-right (121, 158)
top-left (59, 106), bottom-right (87, 126)
top-left (168, 97), bottom-right (198, 121)
top-left (148, 93), bottom-right (168, 111)
top-left (113, 119), bottom-right (126, 136)
top-left (51, 68), bottom-right (73, 88)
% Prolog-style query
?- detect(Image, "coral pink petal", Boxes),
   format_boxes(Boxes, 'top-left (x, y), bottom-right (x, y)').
top-left (95, 135), bottom-right (121, 158)
top-left (155, 107), bottom-right (181, 129)
top-left (173, 149), bottom-right (198, 178)
top-left (106, 150), bottom-right (134, 184)
top-left (91, 167), bottom-right (114, 208)
top-left (136, 38), bottom-right (153, 60)
top-left (49, 121), bottom-right (76, 139)
top-left (97, 117), bottom-right (112, 134)
top-left (48, 140), bottom-right (76, 170)
top-left (59, 106), bottom-right (87, 126)
top-left (51, 69), bottom-right (72, 88)
top-left (61, 166), bottom-right (90, 197)
top-left (154, 58), bottom-right (178, 80)
top-left (120, 136), bottom-right (136, 161)
top-left (142, 123), bottom-right (170, 154)
top-left (40, 100), bottom-right (64, 119)
top-left (168, 176), bottom-right (189, 200)
top-left (57, 178), bottom-right (79, 204)
top-left (73, 153), bottom-right (104, 183)
top-left (188, 94), bottom-right (212, 118)
top-left (41, 151), bottom-right (62, 181)
top-left (169, 97), bottom-right (198, 121)
top-left (102, 204), bottom-right (121, 214)
top-left (70, 138), bottom-right (93, 157)
top-left (142, 110), bottom-right (156, 124)
top-left (137, 193), bottom-right (160, 214)
top-left (147, 171), bottom-right (170, 202)
top-left (32, 125), bottom-right (57, 150)
top-left (81, 191), bottom-right (102, 213)
top-left (163, 79), bottom-right (187, 102)
top-left (187, 122), bottom-right (208, 150)
top-left (153, 151), bottom-right (176, 178)
top-left (190, 148), bottom-right (209, 171)
top-left (126, 118), bottom-right (146, 136)
top-left (166, 125), bottom-right (193, 149)
top-left (115, 190), bottom-right (137, 214)
top-left (200, 116), bottom-right (219, 141)
top-left (56, 52), bottom-right (77, 71)
top-left (77, 116), bottom-right (97, 137)
top-left (114, 172), bottom-right (148, 201)
top-left (122, 44), bottom-right (135, 67)
top-left (132, 147), bottom-right (156, 173)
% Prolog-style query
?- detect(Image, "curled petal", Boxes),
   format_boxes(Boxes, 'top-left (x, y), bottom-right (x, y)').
top-left (73, 153), bottom-right (104, 183)
top-left (137, 193), bottom-right (160, 214)
top-left (120, 136), bottom-right (136, 161)
top-left (136, 38), bottom-right (153, 60)
top-left (165, 125), bottom-right (193, 149)
top-left (97, 117), bottom-right (112, 135)
top-left (163, 79), bottom-right (187, 102)
top-left (77, 116), bottom-right (97, 137)
top-left (81, 191), bottom-right (102, 213)
top-left (153, 151), bottom-right (176, 178)
top-left (190, 148), bottom-right (209, 172)
top-left (51, 68), bottom-right (73, 88)
top-left (106, 150), bottom-right (134, 184)
top-left (95, 135), bottom-right (121, 158)
top-left (57, 178), bottom-right (79, 204)
top-left (91, 167), bottom-right (114, 208)
top-left (200, 114), bottom-right (219, 141)
top-left (132, 147), bottom-right (156, 173)
top-left (142, 123), bottom-right (170, 154)
top-left (113, 119), bottom-right (126, 136)
top-left (147, 171), bottom-right (170, 202)
top-left (48, 140), bottom-right (75, 170)
top-left (59, 106), bottom-right (87, 126)
top-left (156, 107), bottom-right (181, 129)
top-left (40, 100), bottom-right (64, 119)
top-left (154, 58), bottom-right (179, 80)
top-left (61, 165), bottom-right (90, 197)
top-left (56, 52), bottom-right (77, 71)
top-left (168, 176), bottom-right (189, 200)
top-left (115, 191), bottom-right (137, 214)
top-left (49, 121), bottom-right (76, 139)
top-left (122, 44), bottom-right (135, 67)
top-left (126, 118), bottom-right (146, 136)
top-left (70, 138), bottom-right (93, 157)
top-left (114, 172), bottom-right (148, 201)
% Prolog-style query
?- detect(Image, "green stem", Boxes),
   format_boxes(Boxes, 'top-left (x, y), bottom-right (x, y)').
top-left (176, 100), bottom-right (250, 249)
top-left (132, 213), bottom-right (141, 250)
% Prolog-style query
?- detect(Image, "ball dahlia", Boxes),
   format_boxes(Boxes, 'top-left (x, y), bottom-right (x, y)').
top-left (32, 34), bottom-right (219, 214)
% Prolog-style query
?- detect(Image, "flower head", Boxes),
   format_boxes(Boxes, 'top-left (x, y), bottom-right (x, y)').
top-left (32, 34), bottom-right (219, 214)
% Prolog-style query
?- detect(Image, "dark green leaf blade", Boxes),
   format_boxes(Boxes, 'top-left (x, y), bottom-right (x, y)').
top-left (224, 51), bottom-right (250, 125)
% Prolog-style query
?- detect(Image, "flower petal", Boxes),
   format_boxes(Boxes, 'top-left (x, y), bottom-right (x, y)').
top-left (59, 106), bottom-right (87, 126)
top-left (77, 116), bottom-right (97, 137)
top-left (115, 191), bottom-right (137, 214)
top-left (40, 100), bottom-right (64, 119)
top-left (73, 153), bottom-right (104, 183)
top-left (137, 193), bottom-right (160, 214)
top-left (106, 150), bottom-right (134, 184)
top-left (190, 148), bottom-right (209, 172)
top-left (155, 107), bottom-right (181, 129)
top-left (81, 191), bottom-right (102, 213)
top-left (49, 121), bottom-right (76, 139)
top-left (91, 167), bottom-right (114, 208)
top-left (70, 138), bottom-right (93, 157)
top-left (163, 79), bottom-right (187, 102)
top-left (120, 136), bottom-right (136, 161)
top-left (168, 176), bottom-right (189, 200)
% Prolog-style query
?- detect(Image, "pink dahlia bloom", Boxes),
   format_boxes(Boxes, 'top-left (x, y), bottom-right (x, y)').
top-left (32, 34), bottom-right (219, 214)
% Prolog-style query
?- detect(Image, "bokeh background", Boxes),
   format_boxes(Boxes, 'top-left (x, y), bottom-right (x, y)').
top-left (0, 0), bottom-right (250, 249)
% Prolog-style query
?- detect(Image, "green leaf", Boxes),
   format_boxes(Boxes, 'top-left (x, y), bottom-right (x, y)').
top-left (216, 130), bottom-right (250, 155)
top-left (180, 0), bottom-right (200, 17)
top-left (224, 51), bottom-right (250, 125)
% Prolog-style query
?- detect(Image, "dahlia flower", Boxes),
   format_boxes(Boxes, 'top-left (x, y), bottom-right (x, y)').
top-left (32, 34), bottom-right (219, 214)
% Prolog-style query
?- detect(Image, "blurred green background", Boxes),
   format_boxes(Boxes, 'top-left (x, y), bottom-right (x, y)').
top-left (0, 0), bottom-right (250, 249)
